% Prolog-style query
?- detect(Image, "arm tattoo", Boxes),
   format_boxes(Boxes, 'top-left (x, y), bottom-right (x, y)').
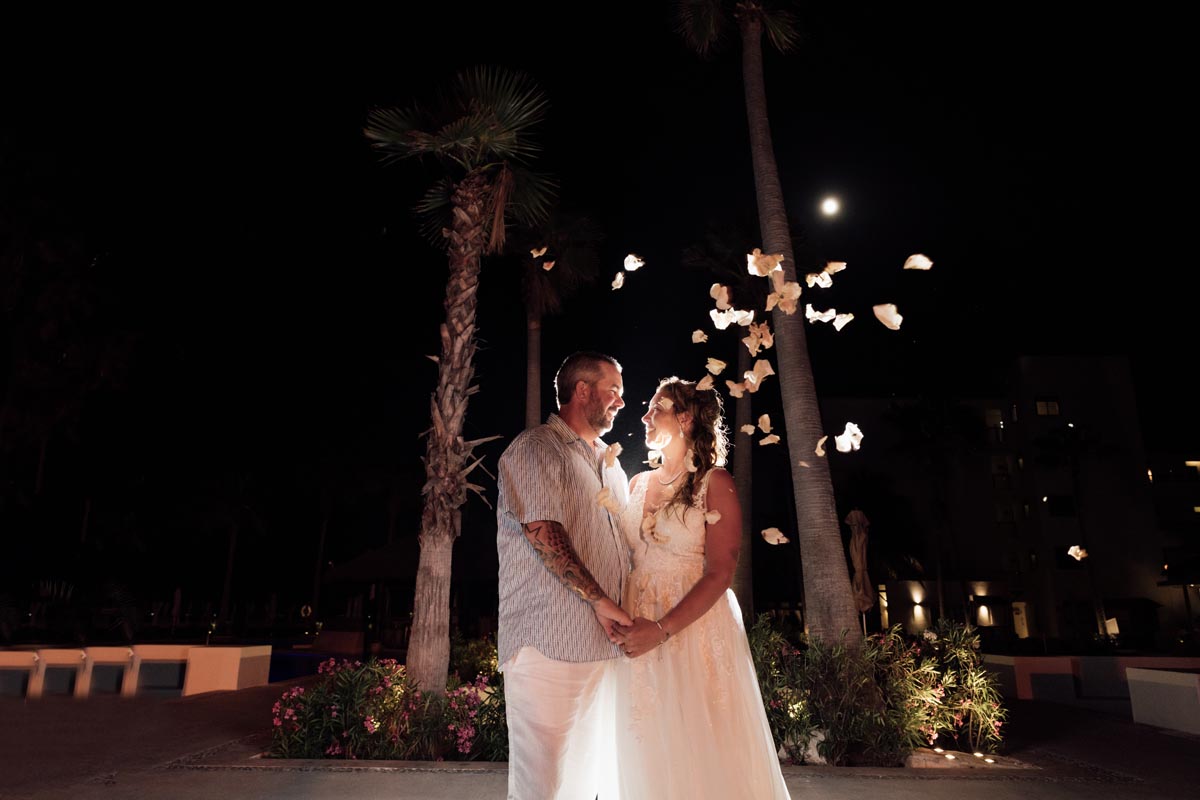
top-left (522, 521), bottom-right (605, 603)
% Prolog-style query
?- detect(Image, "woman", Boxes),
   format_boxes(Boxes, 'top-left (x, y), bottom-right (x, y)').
top-left (612, 377), bottom-right (791, 799)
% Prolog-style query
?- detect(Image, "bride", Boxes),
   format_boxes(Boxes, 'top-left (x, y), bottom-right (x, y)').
top-left (612, 376), bottom-right (791, 799)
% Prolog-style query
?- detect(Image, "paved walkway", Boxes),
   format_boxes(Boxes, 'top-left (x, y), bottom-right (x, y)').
top-left (2, 678), bottom-right (1198, 799)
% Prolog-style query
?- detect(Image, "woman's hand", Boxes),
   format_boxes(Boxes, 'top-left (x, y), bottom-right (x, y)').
top-left (612, 616), bottom-right (667, 658)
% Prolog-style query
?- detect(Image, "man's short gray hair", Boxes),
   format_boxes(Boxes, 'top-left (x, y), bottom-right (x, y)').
top-left (554, 351), bottom-right (621, 407)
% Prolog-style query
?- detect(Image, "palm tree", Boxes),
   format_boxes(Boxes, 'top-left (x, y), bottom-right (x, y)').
top-left (676, 0), bottom-right (860, 644)
top-left (365, 67), bottom-right (553, 690)
top-left (515, 214), bottom-right (603, 429)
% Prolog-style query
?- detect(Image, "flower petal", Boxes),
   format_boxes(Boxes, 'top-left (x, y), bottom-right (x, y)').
top-left (612, 272), bottom-right (625, 290)
top-left (873, 303), bottom-right (903, 330)
top-left (762, 527), bottom-right (790, 545)
top-left (692, 329), bottom-right (709, 344)
top-left (624, 254), bottom-right (645, 271)
top-left (903, 253), bottom-right (933, 270)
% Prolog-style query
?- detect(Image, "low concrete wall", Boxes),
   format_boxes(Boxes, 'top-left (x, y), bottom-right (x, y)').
top-left (1127, 668), bottom-right (1200, 735)
top-left (983, 654), bottom-right (1200, 701)
top-left (0, 645), bottom-right (272, 699)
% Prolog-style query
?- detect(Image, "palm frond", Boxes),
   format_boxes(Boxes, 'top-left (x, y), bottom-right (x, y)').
top-left (453, 67), bottom-right (548, 165)
top-left (414, 178), bottom-right (455, 247)
top-left (675, 0), bottom-right (729, 57)
top-left (502, 166), bottom-right (557, 230)
top-left (761, 6), bottom-right (801, 53)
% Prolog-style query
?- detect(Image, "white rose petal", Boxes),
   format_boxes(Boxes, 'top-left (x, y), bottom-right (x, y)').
top-left (824, 261), bottom-right (847, 274)
top-left (709, 283), bottom-right (732, 310)
top-left (530, 246), bottom-right (548, 258)
top-left (726, 381), bottom-right (746, 398)
top-left (692, 329), bottom-right (709, 344)
top-left (806, 304), bottom-right (837, 324)
top-left (1067, 545), bottom-right (1089, 561)
top-left (612, 272), bottom-right (625, 290)
top-left (704, 509), bottom-right (722, 525)
top-left (873, 303), bottom-right (903, 330)
top-left (903, 253), bottom-right (933, 271)
top-left (833, 313), bottom-right (855, 331)
top-left (706, 358), bottom-right (727, 375)
top-left (759, 434), bottom-right (781, 446)
top-left (758, 414), bottom-right (772, 434)
top-left (762, 527), bottom-right (790, 545)
top-left (740, 424), bottom-right (756, 435)
top-left (746, 248), bottom-right (785, 277)
top-left (696, 374), bottom-right (714, 391)
top-left (542, 260), bottom-right (556, 272)
top-left (624, 254), bottom-right (645, 271)
top-left (815, 436), bottom-right (828, 457)
top-left (834, 422), bottom-right (864, 453)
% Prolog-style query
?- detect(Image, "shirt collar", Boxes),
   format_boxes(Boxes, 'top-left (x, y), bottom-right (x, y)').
top-left (548, 413), bottom-right (606, 451)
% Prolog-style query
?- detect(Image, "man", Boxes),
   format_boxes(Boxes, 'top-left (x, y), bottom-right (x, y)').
top-left (496, 351), bottom-right (633, 800)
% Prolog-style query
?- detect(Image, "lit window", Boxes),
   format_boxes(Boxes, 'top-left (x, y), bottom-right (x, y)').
top-left (1035, 397), bottom-right (1061, 416)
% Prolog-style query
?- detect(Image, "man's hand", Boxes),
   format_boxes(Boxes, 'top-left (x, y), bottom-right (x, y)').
top-left (591, 596), bottom-right (633, 643)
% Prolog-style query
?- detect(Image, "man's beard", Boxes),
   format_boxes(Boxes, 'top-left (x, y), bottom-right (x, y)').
top-left (586, 396), bottom-right (614, 435)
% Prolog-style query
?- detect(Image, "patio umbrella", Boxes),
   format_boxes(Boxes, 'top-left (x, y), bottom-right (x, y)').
top-left (846, 509), bottom-right (874, 631)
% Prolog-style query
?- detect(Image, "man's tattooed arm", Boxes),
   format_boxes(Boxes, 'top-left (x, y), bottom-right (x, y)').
top-left (522, 520), bottom-right (605, 604)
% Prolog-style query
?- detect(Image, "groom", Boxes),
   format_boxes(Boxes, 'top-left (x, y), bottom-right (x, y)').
top-left (496, 351), bottom-right (633, 800)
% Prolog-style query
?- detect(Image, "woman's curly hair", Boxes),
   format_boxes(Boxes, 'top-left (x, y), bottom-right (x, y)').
top-left (655, 376), bottom-right (729, 510)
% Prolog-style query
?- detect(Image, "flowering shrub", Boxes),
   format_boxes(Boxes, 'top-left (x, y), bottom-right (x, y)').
top-left (749, 616), bottom-right (1008, 765)
top-left (269, 648), bottom-right (508, 761)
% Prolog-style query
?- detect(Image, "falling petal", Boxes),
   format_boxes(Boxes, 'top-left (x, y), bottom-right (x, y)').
top-left (797, 460), bottom-right (811, 468)
top-left (596, 487), bottom-right (621, 514)
top-left (759, 434), bottom-right (781, 446)
top-left (612, 272), bottom-right (625, 290)
top-left (646, 450), bottom-right (663, 469)
top-left (903, 253), bottom-right (933, 270)
top-left (426, 354), bottom-right (440, 364)
top-left (658, 397), bottom-right (674, 411)
top-left (833, 313), bottom-right (854, 331)
top-left (1067, 545), bottom-right (1089, 561)
top-left (758, 414), bottom-right (772, 434)
top-left (685, 448), bottom-right (698, 472)
top-left (762, 527), bottom-right (790, 545)
top-left (704, 509), bottom-right (722, 525)
top-left (767, 282), bottom-right (803, 314)
top-left (696, 374), bottom-right (714, 391)
top-left (726, 381), bottom-right (746, 398)
top-left (624, 254), bottom-right (645, 271)
top-left (815, 436), bottom-right (828, 457)
top-left (604, 442), bottom-right (623, 469)
top-left (873, 303), bottom-right (903, 330)
top-left (743, 359), bottom-right (776, 393)
top-left (747, 248), bottom-right (785, 277)
top-left (709, 308), bottom-right (734, 330)
top-left (735, 309), bottom-right (755, 326)
top-left (834, 422), bottom-right (864, 453)
top-left (542, 260), bottom-right (556, 272)
top-left (806, 304), bottom-right (836, 324)
top-left (824, 261), bottom-right (847, 274)
top-left (709, 283), bottom-right (732, 310)
top-left (805, 271), bottom-right (833, 289)
top-left (706, 358), bottom-right (727, 375)
top-left (740, 424), bottom-right (756, 435)
top-left (692, 329), bottom-right (709, 344)
top-left (530, 246), bottom-right (548, 258)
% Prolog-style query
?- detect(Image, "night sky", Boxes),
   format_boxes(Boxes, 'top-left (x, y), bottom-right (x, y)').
top-left (2, 5), bottom-right (1195, 612)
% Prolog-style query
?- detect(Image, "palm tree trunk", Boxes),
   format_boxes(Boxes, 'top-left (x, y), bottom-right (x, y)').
top-left (408, 170), bottom-right (490, 691)
top-left (525, 314), bottom-right (542, 429)
top-left (739, 16), bottom-right (860, 646)
top-left (731, 343), bottom-right (754, 622)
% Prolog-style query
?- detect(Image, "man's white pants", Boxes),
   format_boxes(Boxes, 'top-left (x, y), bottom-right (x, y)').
top-left (502, 647), bottom-right (617, 800)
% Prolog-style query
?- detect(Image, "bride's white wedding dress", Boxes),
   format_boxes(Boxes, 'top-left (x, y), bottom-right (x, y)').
top-left (614, 471), bottom-right (791, 799)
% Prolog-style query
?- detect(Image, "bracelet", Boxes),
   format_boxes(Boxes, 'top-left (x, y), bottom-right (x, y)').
top-left (654, 619), bottom-right (670, 643)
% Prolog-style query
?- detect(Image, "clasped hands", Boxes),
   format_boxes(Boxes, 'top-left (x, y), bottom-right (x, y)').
top-left (591, 597), bottom-right (666, 659)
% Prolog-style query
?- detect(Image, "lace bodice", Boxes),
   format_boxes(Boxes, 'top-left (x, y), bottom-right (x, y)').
top-left (618, 471), bottom-right (713, 616)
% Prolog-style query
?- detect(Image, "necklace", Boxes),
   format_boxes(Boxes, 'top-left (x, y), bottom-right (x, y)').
top-left (657, 468), bottom-right (686, 486)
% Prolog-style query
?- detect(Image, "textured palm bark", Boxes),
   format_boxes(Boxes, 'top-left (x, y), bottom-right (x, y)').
top-left (408, 171), bottom-right (489, 690)
top-left (739, 12), bottom-right (860, 646)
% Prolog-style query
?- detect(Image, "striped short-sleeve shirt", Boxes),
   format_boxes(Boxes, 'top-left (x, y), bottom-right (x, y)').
top-left (496, 414), bottom-right (630, 666)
